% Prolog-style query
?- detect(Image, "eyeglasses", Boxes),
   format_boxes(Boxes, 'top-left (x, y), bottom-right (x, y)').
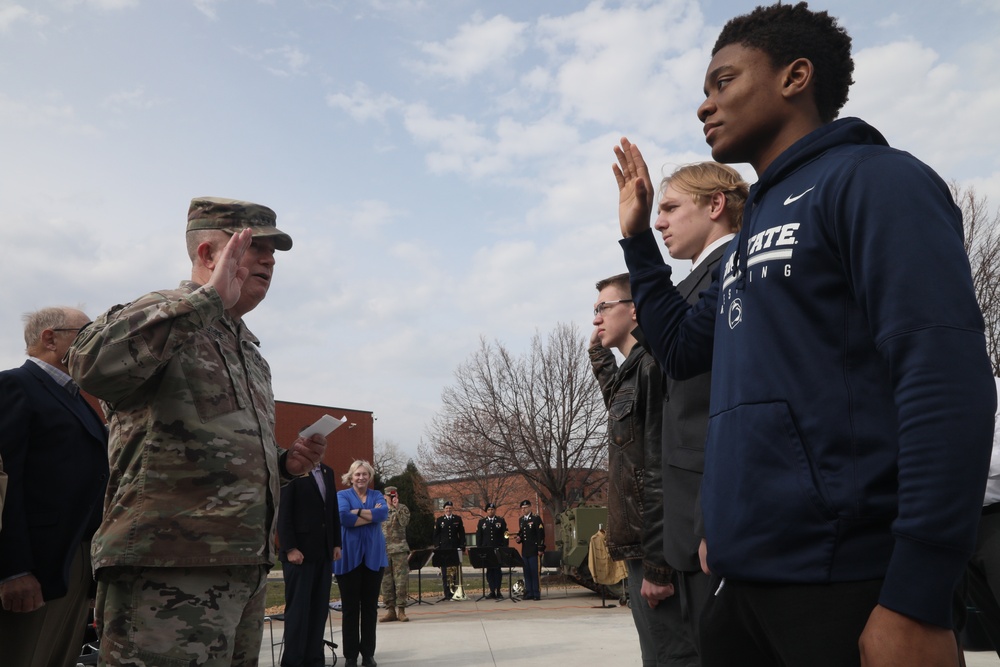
top-left (52, 322), bottom-right (91, 333)
top-left (593, 300), bottom-right (633, 316)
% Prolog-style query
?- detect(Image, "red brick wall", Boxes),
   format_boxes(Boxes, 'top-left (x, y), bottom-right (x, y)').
top-left (274, 401), bottom-right (374, 485)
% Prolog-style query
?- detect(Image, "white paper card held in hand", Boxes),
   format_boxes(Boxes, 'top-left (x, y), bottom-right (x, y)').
top-left (300, 414), bottom-right (347, 438)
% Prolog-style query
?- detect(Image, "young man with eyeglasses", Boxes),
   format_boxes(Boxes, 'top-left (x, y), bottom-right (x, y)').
top-left (614, 3), bottom-right (995, 665)
top-left (590, 274), bottom-right (696, 666)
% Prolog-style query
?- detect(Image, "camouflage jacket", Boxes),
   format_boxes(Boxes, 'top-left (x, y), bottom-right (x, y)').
top-left (67, 281), bottom-right (294, 570)
top-left (382, 503), bottom-right (411, 554)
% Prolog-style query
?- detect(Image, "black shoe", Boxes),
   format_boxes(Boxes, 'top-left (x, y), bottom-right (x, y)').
top-left (361, 658), bottom-right (378, 667)
top-left (344, 660), bottom-right (358, 667)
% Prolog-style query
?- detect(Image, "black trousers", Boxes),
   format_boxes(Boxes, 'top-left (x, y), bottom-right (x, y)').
top-left (335, 565), bottom-right (384, 661)
top-left (700, 577), bottom-right (882, 667)
top-left (281, 558), bottom-right (332, 667)
top-left (486, 566), bottom-right (503, 593)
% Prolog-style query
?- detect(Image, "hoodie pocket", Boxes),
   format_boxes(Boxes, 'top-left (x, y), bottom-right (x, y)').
top-left (702, 401), bottom-right (838, 579)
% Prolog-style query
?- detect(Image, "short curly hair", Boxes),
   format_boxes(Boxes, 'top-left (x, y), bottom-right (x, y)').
top-left (713, 2), bottom-right (854, 123)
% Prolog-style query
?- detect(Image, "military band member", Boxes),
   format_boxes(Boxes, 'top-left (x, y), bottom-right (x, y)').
top-left (379, 486), bottom-right (411, 623)
top-left (515, 500), bottom-right (545, 601)
top-left (432, 501), bottom-right (466, 601)
top-left (475, 503), bottom-right (508, 599)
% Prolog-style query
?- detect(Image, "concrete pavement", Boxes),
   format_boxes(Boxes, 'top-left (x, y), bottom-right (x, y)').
top-left (261, 581), bottom-right (1000, 667)
top-left (262, 583), bottom-right (639, 667)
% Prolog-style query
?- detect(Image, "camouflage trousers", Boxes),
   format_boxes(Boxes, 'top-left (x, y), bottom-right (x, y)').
top-left (379, 552), bottom-right (410, 608)
top-left (96, 564), bottom-right (269, 667)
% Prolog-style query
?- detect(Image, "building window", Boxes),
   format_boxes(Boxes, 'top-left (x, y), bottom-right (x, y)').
top-left (433, 498), bottom-right (446, 510)
top-left (463, 494), bottom-right (479, 509)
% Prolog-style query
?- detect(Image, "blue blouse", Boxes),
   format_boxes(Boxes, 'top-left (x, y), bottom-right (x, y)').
top-left (333, 487), bottom-right (389, 575)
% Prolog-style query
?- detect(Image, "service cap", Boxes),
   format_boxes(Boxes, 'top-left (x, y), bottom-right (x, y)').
top-left (187, 196), bottom-right (292, 251)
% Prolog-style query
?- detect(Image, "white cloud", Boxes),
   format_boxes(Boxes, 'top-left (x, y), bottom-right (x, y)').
top-left (102, 86), bottom-right (165, 113)
top-left (192, 0), bottom-right (224, 20)
top-left (326, 83), bottom-right (402, 123)
top-left (845, 40), bottom-right (1000, 178)
top-left (0, 4), bottom-right (46, 30)
top-left (0, 93), bottom-right (101, 136)
top-left (263, 45), bottom-right (309, 77)
top-left (414, 13), bottom-right (528, 83)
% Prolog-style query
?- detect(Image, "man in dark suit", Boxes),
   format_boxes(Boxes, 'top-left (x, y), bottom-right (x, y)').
top-left (0, 307), bottom-right (109, 667)
top-left (278, 462), bottom-right (342, 667)
top-left (639, 162), bottom-right (748, 654)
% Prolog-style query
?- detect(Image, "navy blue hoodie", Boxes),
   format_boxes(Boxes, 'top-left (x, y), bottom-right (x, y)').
top-left (622, 117), bottom-right (996, 627)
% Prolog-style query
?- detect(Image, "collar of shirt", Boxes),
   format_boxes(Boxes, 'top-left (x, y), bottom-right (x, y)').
top-left (27, 355), bottom-right (74, 390)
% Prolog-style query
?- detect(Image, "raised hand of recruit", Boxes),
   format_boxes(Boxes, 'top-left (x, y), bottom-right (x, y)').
top-left (590, 327), bottom-right (602, 349)
top-left (613, 137), bottom-right (655, 238)
top-left (207, 228), bottom-right (253, 310)
top-left (285, 433), bottom-right (327, 476)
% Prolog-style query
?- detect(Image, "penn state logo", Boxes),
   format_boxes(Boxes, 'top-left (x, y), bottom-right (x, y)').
top-left (728, 298), bottom-right (743, 329)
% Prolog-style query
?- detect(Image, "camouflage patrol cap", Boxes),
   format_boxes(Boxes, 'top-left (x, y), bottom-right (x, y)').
top-left (384, 486), bottom-right (398, 494)
top-left (187, 197), bottom-right (292, 251)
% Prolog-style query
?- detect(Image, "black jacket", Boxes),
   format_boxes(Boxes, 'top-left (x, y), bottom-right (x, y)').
top-left (277, 464), bottom-right (342, 563)
top-left (590, 337), bottom-right (671, 585)
top-left (658, 243), bottom-right (726, 573)
top-left (0, 361), bottom-right (108, 600)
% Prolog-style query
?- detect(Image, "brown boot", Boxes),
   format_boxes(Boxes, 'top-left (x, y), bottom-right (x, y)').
top-left (396, 606), bottom-right (409, 622)
top-left (379, 607), bottom-right (397, 623)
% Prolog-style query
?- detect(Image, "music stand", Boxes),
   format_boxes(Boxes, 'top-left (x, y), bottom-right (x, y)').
top-left (406, 548), bottom-right (434, 606)
top-left (468, 547), bottom-right (500, 601)
top-left (496, 547), bottom-right (524, 603)
top-left (431, 548), bottom-right (463, 603)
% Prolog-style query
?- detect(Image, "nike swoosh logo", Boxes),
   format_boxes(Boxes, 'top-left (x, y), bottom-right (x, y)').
top-left (783, 186), bottom-right (815, 205)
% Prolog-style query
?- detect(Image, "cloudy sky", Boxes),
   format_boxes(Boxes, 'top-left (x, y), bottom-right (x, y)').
top-left (3, 0), bottom-right (999, 461)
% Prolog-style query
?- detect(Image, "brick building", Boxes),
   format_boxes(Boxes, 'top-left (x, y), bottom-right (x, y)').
top-left (425, 470), bottom-right (607, 552)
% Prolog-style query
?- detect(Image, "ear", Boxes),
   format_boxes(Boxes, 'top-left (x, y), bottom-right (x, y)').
top-left (629, 303), bottom-right (638, 322)
top-left (781, 57), bottom-right (814, 101)
top-left (196, 239), bottom-right (220, 270)
top-left (707, 191), bottom-right (727, 221)
top-left (40, 328), bottom-right (58, 351)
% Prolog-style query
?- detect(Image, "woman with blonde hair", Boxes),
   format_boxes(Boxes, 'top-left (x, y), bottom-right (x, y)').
top-left (334, 460), bottom-right (388, 667)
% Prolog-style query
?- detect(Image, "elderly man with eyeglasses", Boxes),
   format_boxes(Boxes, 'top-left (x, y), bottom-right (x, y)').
top-left (0, 307), bottom-right (108, 667)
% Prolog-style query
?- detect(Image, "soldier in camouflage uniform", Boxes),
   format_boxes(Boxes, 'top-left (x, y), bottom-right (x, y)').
top-left (67, 197), bottom-right (328, 667)
top-left (378, 486), bottom-right (411, 622)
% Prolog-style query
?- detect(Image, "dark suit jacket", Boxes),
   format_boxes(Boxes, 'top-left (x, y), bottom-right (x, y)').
top-left (0, 360), bottom-right (108, 600)
top-left (277, 464), bottom-right (341, 563)
top-left (660, 243), bottom-right (726, 572)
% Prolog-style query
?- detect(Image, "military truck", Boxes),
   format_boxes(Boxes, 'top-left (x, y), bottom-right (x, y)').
top-left (552, 506), bottom-right (625, 600)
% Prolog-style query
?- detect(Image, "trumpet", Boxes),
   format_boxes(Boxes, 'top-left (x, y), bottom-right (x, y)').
top-left (503, 530), bottom-right (511, 539)
top-left (450, 549), bottom-right (468, 601)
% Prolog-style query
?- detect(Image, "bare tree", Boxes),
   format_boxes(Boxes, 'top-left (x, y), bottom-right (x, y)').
top-left (418, 417), bottom-right (522, 513)
top-left (953, 183), bottom-right (1000, 374)
top-left (421, 322), bottom-right (609, 519)
top-left (372, 437), bottom-right (408, 481)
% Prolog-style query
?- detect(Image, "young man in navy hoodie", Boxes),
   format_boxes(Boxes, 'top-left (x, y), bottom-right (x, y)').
top-left (613, 3), bottom-right (996, 666)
